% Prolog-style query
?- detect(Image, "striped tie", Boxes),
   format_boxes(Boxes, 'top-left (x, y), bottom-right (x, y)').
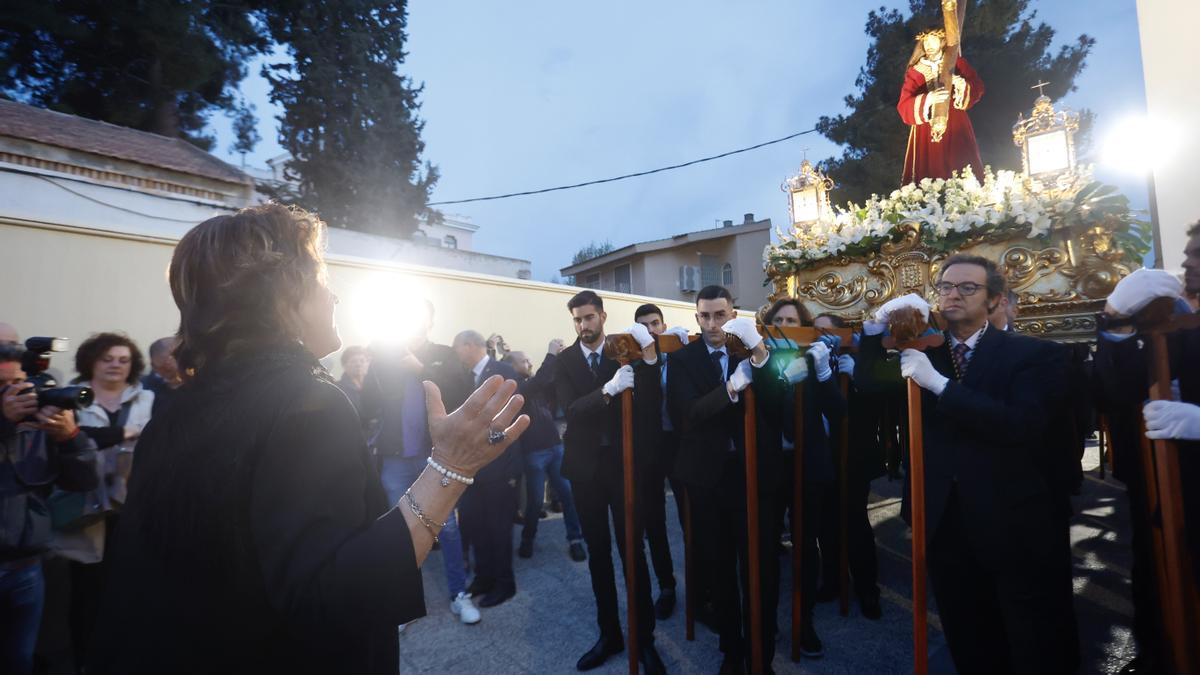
top-left (952, 342), bottom-right (970, 379)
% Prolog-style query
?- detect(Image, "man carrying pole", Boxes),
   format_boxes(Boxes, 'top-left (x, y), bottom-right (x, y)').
top-left (856, 255), bottom-right (1079, 674)
top-left (554, 290), bottom-right (665, 674)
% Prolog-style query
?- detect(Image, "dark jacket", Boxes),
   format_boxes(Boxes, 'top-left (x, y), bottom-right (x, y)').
top-left (87, 344), bottom-right (426, 675)
top-left (0, 419), bottom-right (98, 562)
top-left (515, 353), bottom-right (561, 453)
top-left (471, 356), bottom-right (522, 483)
top-left (554, 339), bottom-right (662, 483)
top-left (855, 327), bottom-right (1069, 552)
top-left (141, 372), bottom-right (180, 418)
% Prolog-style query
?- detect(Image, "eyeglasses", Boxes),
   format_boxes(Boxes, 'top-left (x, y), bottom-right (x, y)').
top-left (934, 281), bottom-right (985, 297)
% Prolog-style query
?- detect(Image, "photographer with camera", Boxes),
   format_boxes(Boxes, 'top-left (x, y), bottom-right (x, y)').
top-left (1, 333), bottom-right (98, 675)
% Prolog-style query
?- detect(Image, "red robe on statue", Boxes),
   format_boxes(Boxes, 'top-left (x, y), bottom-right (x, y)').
top-left (897, 55), bottom-right (985, 185)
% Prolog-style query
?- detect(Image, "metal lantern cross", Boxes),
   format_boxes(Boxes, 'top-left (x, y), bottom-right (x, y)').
top-left (782, 159), bottom-right (834, 227)
top-left (1012, 82), bottom-right (1081, 193)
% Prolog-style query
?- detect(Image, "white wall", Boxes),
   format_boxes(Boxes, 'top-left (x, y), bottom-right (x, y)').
top-left (1136, 0), bottom-right (1200, 270)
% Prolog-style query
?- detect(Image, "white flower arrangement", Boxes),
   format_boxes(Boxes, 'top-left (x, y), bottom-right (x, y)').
top-left (763, 164), bottom-right (1135, 274)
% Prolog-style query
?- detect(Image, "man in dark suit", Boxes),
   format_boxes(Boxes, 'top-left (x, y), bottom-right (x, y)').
top-left (668, 285), bottom-right (816, 674)
top-left (554, 290), bottom-right (666, 674)
top-left (857, 255), bottom-right (1079, 674)
top-left (1093, 227), bottom-right (1200, 674)
top-left (141, 336), bottom-right (182, 417)
top-left (453, 330), bottom-right (522, 608)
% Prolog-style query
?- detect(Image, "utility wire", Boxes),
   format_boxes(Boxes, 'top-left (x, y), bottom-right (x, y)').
top-left (427, 127), bottom-right (820, 206)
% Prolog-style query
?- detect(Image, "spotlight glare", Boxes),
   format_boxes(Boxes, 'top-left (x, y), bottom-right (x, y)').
top-left (348, 274), bottom-right (426, 345)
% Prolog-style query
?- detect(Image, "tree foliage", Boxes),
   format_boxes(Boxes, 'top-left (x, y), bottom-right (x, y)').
top-left (817, 0), bottom-right (1094, 205)
top-left (562, 240), bottom-right (615, 285)
top-left (0, 0), bottom-right (268, 151)
top-left (260, 0), bottom-right (438, 237)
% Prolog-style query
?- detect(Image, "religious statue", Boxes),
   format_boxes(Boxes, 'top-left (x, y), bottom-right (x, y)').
top-left (897, 14), bottom-right (985, 185)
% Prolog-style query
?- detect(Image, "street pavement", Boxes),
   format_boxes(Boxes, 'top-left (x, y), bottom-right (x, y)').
top-left (399, 442), bottom-right (1136, 674)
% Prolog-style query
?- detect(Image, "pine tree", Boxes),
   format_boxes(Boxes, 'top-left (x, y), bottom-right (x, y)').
top-left (0, 0), bottom-right (268, 151)
top-left (261, 0), bottom-right (437, 238)
top-left (816, 0), bottom-right (1093, 205)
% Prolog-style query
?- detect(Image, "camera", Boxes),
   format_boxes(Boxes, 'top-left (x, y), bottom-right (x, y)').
top-left (0, 337), bottom-right (94, 410)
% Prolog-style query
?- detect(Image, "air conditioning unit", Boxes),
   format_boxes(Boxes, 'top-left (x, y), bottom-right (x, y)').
top-left (678, 265), bottom-right (700, 293)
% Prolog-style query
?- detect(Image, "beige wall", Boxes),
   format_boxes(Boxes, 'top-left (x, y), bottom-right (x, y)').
top-left (1136, 0), bottom-right (1200, 271)
top-left (0, 218), bottom-right (735, 378)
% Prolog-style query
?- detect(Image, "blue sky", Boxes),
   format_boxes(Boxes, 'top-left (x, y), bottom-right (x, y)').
top-left (210, 1), bottom-right (1148, 280)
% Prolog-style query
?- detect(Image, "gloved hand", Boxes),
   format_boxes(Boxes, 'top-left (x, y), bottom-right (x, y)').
top-left (1106, 268), bottom-right (1183, 317)
top-left (663, 326), bottom-right (691, 343)
top-left (623, 323), bottom-right (655, 349)
top-left (783, 356), bottom-right (809, 384)
top-left (865, 293), bottom-right (931, 336)
top-left (900, 349), bottom-right (948, 395)
top-left (807, 341), bottom-right (833, 382)
top-left (727, 359), bottom-right (753, 399)
top-left (837, 354), bottom-right (856, 378)
top-left (721, 317), bottom-right (763, 351)
top-left (602, 365), bottom-right (635, 398)
top-left (1144, 400), bottom-right (1200, 440)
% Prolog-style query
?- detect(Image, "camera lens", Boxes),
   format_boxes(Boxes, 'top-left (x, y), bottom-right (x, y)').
top-left (38, 386), bottom-right (94, 410)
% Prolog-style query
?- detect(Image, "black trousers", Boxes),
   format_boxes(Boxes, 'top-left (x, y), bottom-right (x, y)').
top-left (927, 488), bottom-right (1080, 675)
top-left (459, 478), bottom-right (517, 586)
top-left (818, 475), bottom-right (880, 599)
top-left (1124, 469), bottom-right (1165, 664)
top-left (571, 448), bottom-right (656, 641)
top-left (689, 453), bottom-right (784, 667)
top-left (642, 431), bottom-right (683, 592)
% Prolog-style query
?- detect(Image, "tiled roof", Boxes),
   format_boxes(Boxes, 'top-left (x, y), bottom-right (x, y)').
top-left (0, 99), bottom-right (251, 185)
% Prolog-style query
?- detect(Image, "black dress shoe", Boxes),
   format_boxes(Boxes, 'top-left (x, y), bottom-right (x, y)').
top-left (476, 582), bottom-right (515, 608)
top-left (717, 656), bottom-right (746, 675)
top-left (638, 643), bottom-right (666, 675)
top-left (859, 592), bottom-right (882, 620)
top-left (654, 588), bottom-right (676, 620)
top-left (696, 601), bottom-right (719, 634)
top-left (466, 576), bottom-right (494, 597)
top-left (799, 622), bottom-right (824, 658)
top-left (576, 635), bottom-right (624, 671)
top-left (569, 541), bottom-right (588, 562)
top-left (518, 540), bottom-right (534, 559)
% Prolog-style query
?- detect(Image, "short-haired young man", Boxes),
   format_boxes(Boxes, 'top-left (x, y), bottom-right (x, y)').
top-left (857, 255), bottom-right (1079, 674)
top-left (554, 291), bottom-right (666, 673)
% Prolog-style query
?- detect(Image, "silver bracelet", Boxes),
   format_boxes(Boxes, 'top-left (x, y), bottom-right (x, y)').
top-left (426, 455), bottom-right (475, 487)
top-left (402, 488), bottom-right (446, 544)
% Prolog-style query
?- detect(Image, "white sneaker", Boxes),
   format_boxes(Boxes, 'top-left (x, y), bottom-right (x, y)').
top-left (451, 591), bottom-right (481, 625)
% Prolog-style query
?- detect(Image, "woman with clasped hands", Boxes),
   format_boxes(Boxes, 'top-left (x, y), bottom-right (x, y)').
top-left (87, 204), bottom-right (529, 675)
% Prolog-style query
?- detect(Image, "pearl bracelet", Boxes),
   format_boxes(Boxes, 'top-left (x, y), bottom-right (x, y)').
top-left (426, 455), bottom-right (475, 487)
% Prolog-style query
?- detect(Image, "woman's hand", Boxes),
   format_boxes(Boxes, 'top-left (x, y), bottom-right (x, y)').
top-left (426, 375), bottom-right (530, 477)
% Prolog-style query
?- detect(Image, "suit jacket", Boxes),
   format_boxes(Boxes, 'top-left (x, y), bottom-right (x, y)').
top-left (856, 327), bottom-right (1068, 552)
top-left (472, 356), bottom-right (522, 483)
top-left (554, 338), bottom-right (662, 484)
top-left (515, 353), bottom-right (561, 453)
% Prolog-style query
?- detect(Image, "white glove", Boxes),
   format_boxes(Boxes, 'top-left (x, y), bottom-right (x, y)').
top-left (807, 341), bottom-right (833, 382)
top-left (726, 359), bottom-right (753, 400)
top-left (1107, 268), bottom-right (1183, 317)
top-left (1144, 400), bottom-right (1200, 440)
top-left (664, 326), bottom-right (691, 343)
top-left (873, 293), bottom-right (931, 326)
top-left (602, 365), bottom-right (635, 397)
top-left (900, 349), bottom-right (948, 395)
top-left (547, 338), bottom-right (565, 355)
top-left (623, 323), bottom-right (654, 349)
top-left (721, 317), bottom-right (763, 351)
top-left (783, 356), bottom-right (809, 384)
top-left (837, 354), bottom-right (856, 379)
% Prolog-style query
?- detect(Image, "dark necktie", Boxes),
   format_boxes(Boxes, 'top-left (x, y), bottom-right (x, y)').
top-left (588, 352), bottom-right (600, 377)
top-left (710, 351), bottom-right (725, 382)
top-left (952, 342), bottom-right (970, 379)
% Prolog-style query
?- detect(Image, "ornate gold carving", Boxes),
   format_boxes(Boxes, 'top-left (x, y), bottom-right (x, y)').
top-left (1002, 245), bottom-right (1067, 291)
top-left (797, 272), bottom-right (867, 310)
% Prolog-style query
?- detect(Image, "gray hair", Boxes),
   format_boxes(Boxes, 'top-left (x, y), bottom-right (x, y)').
top-left (453, 330), bottom-right (486, 348)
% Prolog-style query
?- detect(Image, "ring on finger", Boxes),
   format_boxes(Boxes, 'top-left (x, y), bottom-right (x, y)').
top-left (487, 428), bottom-right (506, 445)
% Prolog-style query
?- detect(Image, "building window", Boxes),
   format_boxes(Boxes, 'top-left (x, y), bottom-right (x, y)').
top-left (444, 235), bottom-right (458, 249)
top-left (699, 254), bottom-right (720, 287)
top-left (722, 262), bottom-right (733, 286)
top-left (584, 273), bottom-right (601, 289)
top-left (614, 264), bottom-right (632, 293)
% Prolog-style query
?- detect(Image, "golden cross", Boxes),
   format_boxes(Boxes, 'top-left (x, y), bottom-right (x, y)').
top-left (1031, 80), bottom-right (1051, 96)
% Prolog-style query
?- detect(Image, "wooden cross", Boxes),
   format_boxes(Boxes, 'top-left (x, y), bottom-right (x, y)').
top-left (1031, 80), bottom-right (1051, 97)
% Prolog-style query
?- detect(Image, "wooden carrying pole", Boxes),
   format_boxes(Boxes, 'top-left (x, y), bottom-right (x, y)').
top-left (837, 368), bottom-right (852, 616)
top-left (1135, 300), bottom-right (1200, 673)
top-left (743, 385), bottom-right (764, 674)
top-left (654, 333), bottom-right (695, 641)
top-left (602, 334), bottom-right (645, 675)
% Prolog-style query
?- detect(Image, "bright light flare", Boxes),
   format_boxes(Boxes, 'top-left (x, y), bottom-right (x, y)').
top-left (346, 273), bottom-right (428, 345)
top-left (1101, 115), bottom-right (1180, 175)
